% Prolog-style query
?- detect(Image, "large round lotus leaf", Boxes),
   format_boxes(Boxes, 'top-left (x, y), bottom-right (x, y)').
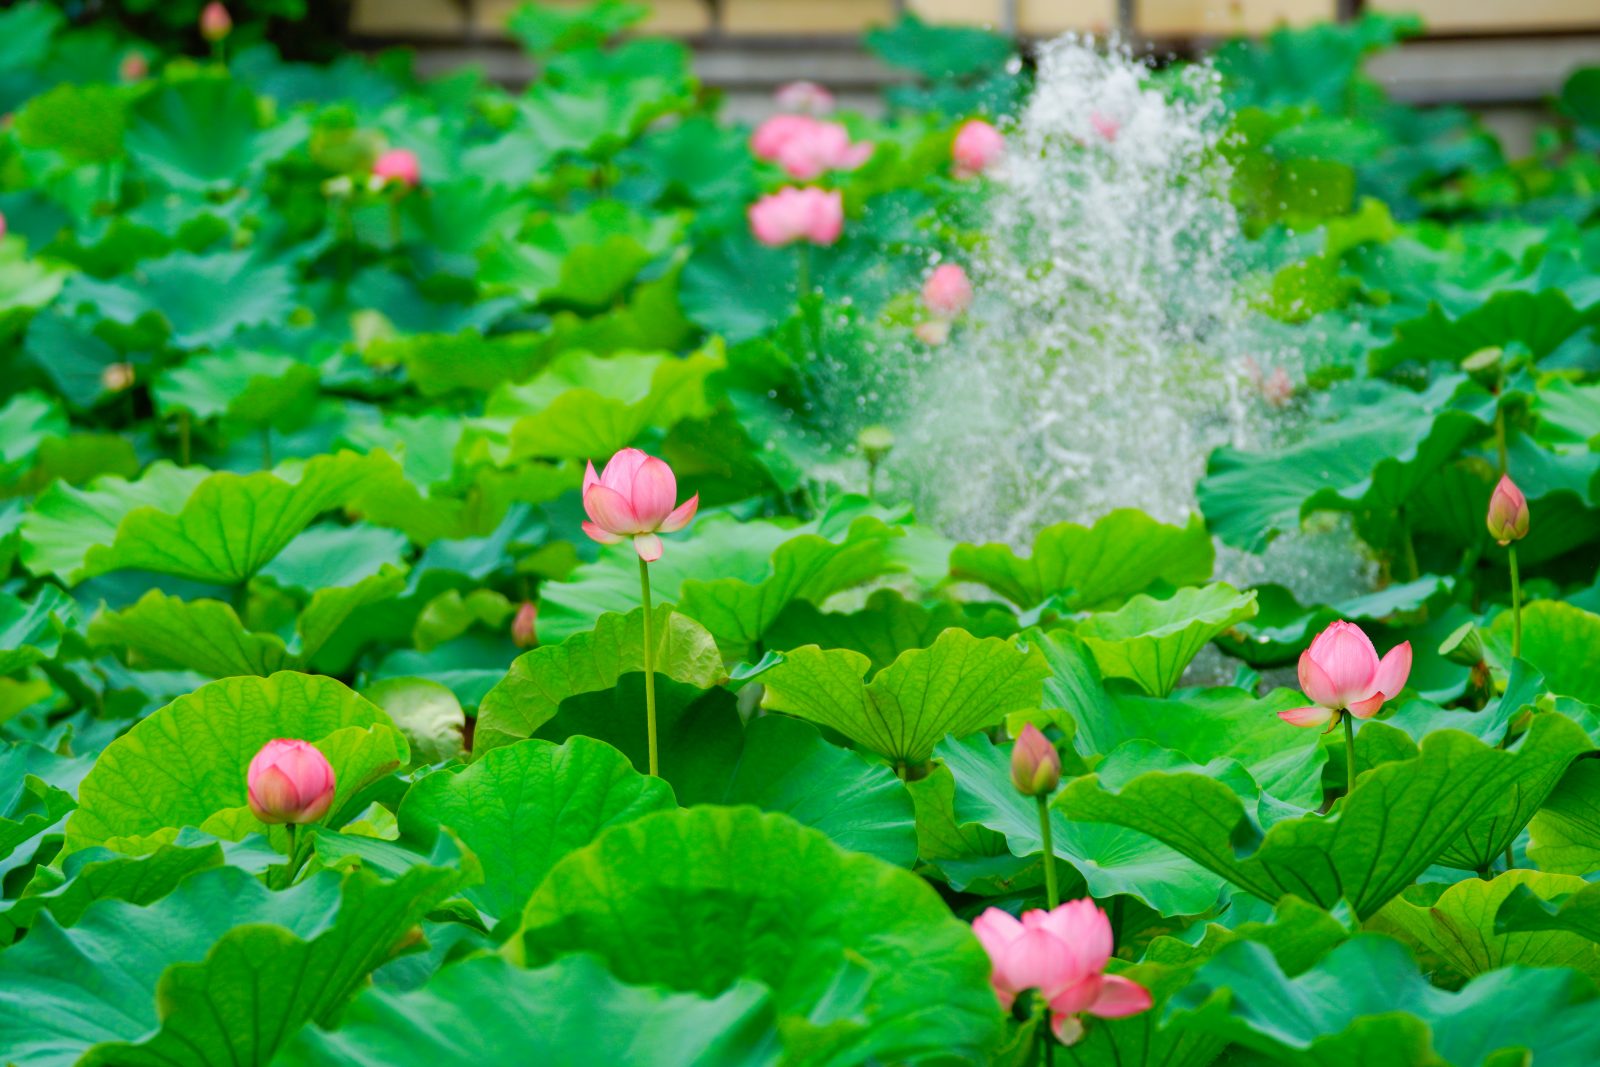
top-left (513, 806), bottom-right (1002, 1065)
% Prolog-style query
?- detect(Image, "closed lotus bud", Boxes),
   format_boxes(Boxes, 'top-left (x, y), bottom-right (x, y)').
top-left (247, 739), bottom-right (336, 825)
top-left (372, 148), bottom-right (421, 189)
top-left (512, 600), bottom-right (539, 648)
top-left (101, 362), bottom-right (135, 392)
top-left (200, 2), bottom-right (232, 42)
top-left (1486, 474), bottom-right (1529, 545)
top-left (857, 425), bottom-right (894, 466)
top-left (1010, 723), bottom-right (1061, 797)
top-left (120, 52), bottom-right (149, 82)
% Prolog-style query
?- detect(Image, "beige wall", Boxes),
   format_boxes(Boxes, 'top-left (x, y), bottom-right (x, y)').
top-left (1371, 0), bottom-right (1600, 34)
top-left (351, 0), bottom-right (1600, 39)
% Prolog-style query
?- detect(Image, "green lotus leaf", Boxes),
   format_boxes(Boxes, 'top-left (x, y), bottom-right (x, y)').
top-left (13, 81), bottom-right (126, 163)
top-left (61, 249), bottom-right (297, 349)
top-left (20, 460), bottom-right (205, 582)
top-left (1370, 870), bottom-right (1600, 988)
top-left (0, 583), bottom-right (77, 676)
top-left (511, 806), bottom-right (1002, 1066)
top-left (939, 732), bottom-right (1227, 916)
top-left (2, 762), bottom-right (77, 863)
top-left (20, 311), bottom-right (125, 411)
top-left (152, 351), bottom-right (320, 431)
top-left (288, 954), bottom-right (777, 1067)
top-left (760, 628), bottom-right (1049, 769)
top-left (0, 391), bottom-right (67, 487)
top-left (125, 77), bottom-right (304, 190)
top-left (474, 605), bottom-right (724, 754)
top-left (507, 0), bottom-right (648, 55)
top-left (520, 43), bottom-right (694, 158)
top-left (479, 200), bottom-right (685, 310)
top-left (763, 589), bottom-right (1007, 673)
top-left (1199, 375), bottom-right (1492, 550)
top-left (258, 522), bottom-right (412, 594)
top-left (490, 345), bottom-right (722, 462)
top-left (1489, 600), bottom-right (1600, 706)
top-left (1496, 879), bottom-right (1600, 944)
top-left (716, 714), bottom-right (916, 866)
top-left (950, 510), bottom-right (1214, 612)
top-left (362, 677), bottom-right (465, 766)
top-left (677, 234), bottom-right (798, 342)
top-left (1073, 583), bottom-right (1259, 697)
top-left (0, 838), bottom-right (223, 941)
top-left (1169, 934), bottom-right (1600, 1066)
top-left (366, 329), bottom-right (548, 397)
top-left (0, 862), bottom-right (462, 1067)
top-left (75, 451), bottom-right (400, 585)
top-left (65, 672), bottom-right (407, 854)
top-left (88, 591), bottom-right (293, 677)
top-left (1528, 757), bottom-right (1600, 875)
top-left (0, 237), bottom-right (68, 319)
top-left (1215, 575), bottom-right (1450, 668)
top-left (397, 735), bottom-right (674, 925)
top-left (1369, 289), bottom-right (1591, 374)
top-left (1059, 714), bottom-right (1591, 919)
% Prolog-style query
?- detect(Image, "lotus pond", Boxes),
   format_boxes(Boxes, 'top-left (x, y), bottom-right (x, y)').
top-left (3, 2), bottom-right (1600, 1064)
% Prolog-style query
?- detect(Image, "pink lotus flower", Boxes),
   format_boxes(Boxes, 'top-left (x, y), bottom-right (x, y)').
top-left (200, 2), bottom-right (232, 42)
top-left (751, 114), bottom-right (819, 161)
top-left (952, 119), bottom-right (1005, 178)
top-left (775, 121), bottom-right (873, 180)
top-left (1010, 723), bottom-right (1060, 797)
top-left (512, 600), bottom-right (539, 649)
top-left (922, 263), bottom-right (973, 318)
top-left (748, 186), bottom-right (843, 248)
top-left (1487, 474), bottom-right (1529, 545)
top-left (247, 739), bottom-right (336, 825)
top-left (1089, 111), bottom-right (1121, 142)
top-left (972, 900), bottom-right (1151, 1045)
top-left (1280, 621), bottom-right (1412, 728)
top-left (775, 80), bottom-right (835, 115)
top-left (582, 448), bottom-right (699, 562)
top-left (373, 148), bottom-right (421, 188)
top-left (120, 52), bottom-right (148, 82)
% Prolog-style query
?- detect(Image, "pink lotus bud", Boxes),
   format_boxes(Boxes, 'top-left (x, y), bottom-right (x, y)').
top-left (100, 362), bottom-right (135, 392)
top-left (774, 80), bottom-right (835, 115)
top-left (952, 119), bottom-right (1004, 178)
top-left (1010, 723), bottom-right (1060, 797)
top-left (372, 148), bottom-right (421, 189)
top-left (751, 114), bottom-right (819, 161)
top-left (922, 263), bottom-right (973, 318)
top-left (199, 2), bottom-right (232, 42)
top-left (972, 900), bottom-right (1151, 1040)
top-left (1089, 111), bottom-right (1121, 142)
top-left (913, 319), bottom-right (950, 346)
top-left (512, 600), bottom-right (539, 648)
top-left (247, 739), bottom-right (336, 825)
top-left (747, 186), bottom-right (843, 248)
top-left (581, 447), bottom-right (699, 562)
top-left (1487, 474), bottom-right (1529, 546)
top-left (774, 121), bottom-right (873, 180)
top-left (1279, 620), bottom-right (1411, 729)
top-left (119, 52), bottom-right (148, 82)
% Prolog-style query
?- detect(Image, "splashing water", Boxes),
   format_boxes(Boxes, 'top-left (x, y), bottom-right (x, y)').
top-left (886, 39), bottom-right (1254, 544)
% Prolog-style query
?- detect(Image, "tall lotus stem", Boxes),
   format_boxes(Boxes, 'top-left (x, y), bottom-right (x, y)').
top-left (639, 557), bottom-right (659, 777)
top-left (1037, 796), bottom-right (1059, 910)
top-left (1342, 712), bottom-right (1356, 797)
top-left (1508, 545), bottom-right (1522, 659)
top-left (1487, 474), bottom-right (1529, 659)
top-left (1012, 724), bottom-right (1062, 909)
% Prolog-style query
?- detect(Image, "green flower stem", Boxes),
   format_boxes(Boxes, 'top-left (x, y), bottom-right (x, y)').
top-left (796, 246), bottom-right (823, 362)
top-left (177, 410), bottom-right (191, 466)
top-left (1037, 794), bottom-right (1059, 910)
top-left (639, 557), bottom-right (659, 778)
top-left (260, 426), bottom-right (273, 471)
top-left (1343, 712), bottom-right (1357, 798)
top-left (275, 823), bottom-right (306, 891)
top-left (388, 198), bottom-right (403, 247)
top-left (1509, 544), bottom-right (1522, 660)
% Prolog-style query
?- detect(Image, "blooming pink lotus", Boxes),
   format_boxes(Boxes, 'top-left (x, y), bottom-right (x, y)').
top-left (775, 80), bottom-right (835, 114)
top-left (952, 119), bottom-right (1005, 178)
top-left (922, 263), bottom-right (973, 318)
top-left (751, 116), bottom-right (872, 179)
top-left (973, 900), bottom-right (1151, 1046)
top-left (1280, 621), bottom-right (1412, 728)
top-left (200, 2), bottom-right (232, 42)
top-left (582, 448), bottom-right (699, 562)
top-left (748, 186), bottom-right (843, 248)
top-left (247, 739), bottom-right (336, 825)
top-left (373, 148), bottom-right (421, 188)
top-left (1487, 474), bottom-right (1529, 545)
